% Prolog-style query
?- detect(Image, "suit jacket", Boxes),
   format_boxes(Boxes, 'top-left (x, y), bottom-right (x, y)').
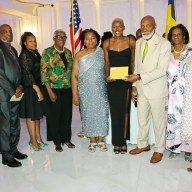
top-left (0, 40), bottom-right (22, 102)
top-left (134, 33), bottom-right (171, 99)
top-left (40, 45), bottom-right (73, 89)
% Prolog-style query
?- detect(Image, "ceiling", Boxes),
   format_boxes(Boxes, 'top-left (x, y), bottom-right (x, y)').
top-left (16, 0), bottom-right (64, 3)
top-left (14, 0), bottom-right (65, 6)
top-left (14, 0), bottom-right (91, 5)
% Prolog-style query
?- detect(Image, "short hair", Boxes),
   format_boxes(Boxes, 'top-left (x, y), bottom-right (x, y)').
top-left (53, 29), bottom-right (66, 37)
top-left (0, 24), bottom-right (11, 34)
top-left (127, 34), bottom-right (137, 41)
top-left (100, 31), bottom-right (113, 48)
top-left (80, 29), bottom-right (100, 46)
top-left (112, 18), bottom-right (124, 26)
top-left (168, 24), bottom-right (189, 44)
top-left (20, 32), bottom-right (35, 50)
top-left (0, 24), bottom-right (12, 41)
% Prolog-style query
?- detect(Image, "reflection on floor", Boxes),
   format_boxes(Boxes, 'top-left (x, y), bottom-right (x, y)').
top-left (0, 106), bottom-right (192, 192)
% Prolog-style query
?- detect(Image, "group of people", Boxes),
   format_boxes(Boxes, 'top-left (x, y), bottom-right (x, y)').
top-left (0, 25), bottom-right (75, 167)
top-left (0, 15), bottom-right (192, 172)
top-left (72, 15), bottom-right (192, 171)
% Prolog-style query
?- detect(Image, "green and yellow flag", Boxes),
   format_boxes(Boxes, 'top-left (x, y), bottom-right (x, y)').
top-left (165, 0), bottom-right (176, 38)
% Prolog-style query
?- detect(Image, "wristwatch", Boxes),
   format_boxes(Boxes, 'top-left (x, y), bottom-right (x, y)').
top-left (137, 74), bottom-right (141, 80)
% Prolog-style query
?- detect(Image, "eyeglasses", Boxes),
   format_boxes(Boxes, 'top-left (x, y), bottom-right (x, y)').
top-left (54, 35), bottom-right (67, 40)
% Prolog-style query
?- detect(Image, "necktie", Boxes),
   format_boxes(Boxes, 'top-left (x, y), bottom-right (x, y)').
top-left (142, 42), bottom-right (148, 62)
top-left (8, 44), bottom-right (21, 71)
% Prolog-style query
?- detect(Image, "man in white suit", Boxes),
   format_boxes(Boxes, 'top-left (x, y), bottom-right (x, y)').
top-left (126, 15), bottom-right (171, 163)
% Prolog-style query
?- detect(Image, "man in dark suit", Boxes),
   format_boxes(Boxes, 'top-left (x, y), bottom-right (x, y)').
top-left (0, 24), bottom-right (28, 168)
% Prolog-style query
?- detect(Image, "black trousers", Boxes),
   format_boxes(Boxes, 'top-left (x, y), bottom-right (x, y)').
top-left (46, 88), bottom-right (72, 146)
top-left (0, 101), bottom-right (20, 160)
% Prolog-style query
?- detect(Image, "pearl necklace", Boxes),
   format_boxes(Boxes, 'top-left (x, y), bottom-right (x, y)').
top-left (54, 45), bottom-right (64, 53)
top-left (173, 45), bottom-right (185, 54)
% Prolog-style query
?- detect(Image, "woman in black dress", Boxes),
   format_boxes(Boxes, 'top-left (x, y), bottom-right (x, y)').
top-left (19, 32), bottom-right (46, 151)
top-left (103, 18), bottom-right (136, 154)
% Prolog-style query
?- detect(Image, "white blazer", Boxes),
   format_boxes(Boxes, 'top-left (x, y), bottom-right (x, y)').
top-left (134, 33), bottom-right (171, 99)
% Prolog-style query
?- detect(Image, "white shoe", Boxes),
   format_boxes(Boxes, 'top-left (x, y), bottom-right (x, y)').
top-left (168, 152), bottom-right (177, 159)
top-left (88, 143), bottom-right (97, 153)
top-left (98, 142), bottom-right (108, 152)
top-left (184, 152), bottom-right (191, 161)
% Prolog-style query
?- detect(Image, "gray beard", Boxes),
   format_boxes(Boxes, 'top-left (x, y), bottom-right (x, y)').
top-left (142, 30), bottom-right (155, 40)
top-left (1, 37), bottom-right (13, 43)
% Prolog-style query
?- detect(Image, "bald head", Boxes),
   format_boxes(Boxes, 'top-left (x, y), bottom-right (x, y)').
top-left (141, 15), bottom-right (156, 25)
top-left (136, 28), bottom-right (142, 39)
top-left (140, 15), bottom-right (156, 40)
top-left (112, 18), bottom-right (124, 26)
top-left (0, 24), bottom-right (13, 42)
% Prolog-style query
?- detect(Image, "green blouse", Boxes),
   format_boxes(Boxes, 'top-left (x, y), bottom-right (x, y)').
top-left (40, 46), bottom-right (73, 89)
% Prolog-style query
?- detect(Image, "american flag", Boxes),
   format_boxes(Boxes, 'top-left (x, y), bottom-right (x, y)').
top-left (70, 0), bottom-right (83, 57)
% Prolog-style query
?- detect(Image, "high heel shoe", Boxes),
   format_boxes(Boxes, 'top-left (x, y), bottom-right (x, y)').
top-left (29, 141), bottom-right (43, 151)
top-left (37, 140), bottom-right (49, 147)
top-left (113, 146), bottom-right (121, 154)
top-left (121, 145), bottom-right (127, 154)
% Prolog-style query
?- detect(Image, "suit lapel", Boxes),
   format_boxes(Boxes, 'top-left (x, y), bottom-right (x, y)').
top-left (142, 34), bottom-right (160, 64)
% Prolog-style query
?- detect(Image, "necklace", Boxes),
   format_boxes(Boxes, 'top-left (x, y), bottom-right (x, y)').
top-left (54, 45), bottom-right (64, 53)
top-left (173, 45), bottom-right (185, 54)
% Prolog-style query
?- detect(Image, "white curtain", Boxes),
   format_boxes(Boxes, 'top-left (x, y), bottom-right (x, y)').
top-left (37, 5), bottom-right (56, 53)
top-left (0, 13), bottom-right (21, 52)
top-left (36, 1), bottom-right (97, 53)
top-left (0, 13), bottom-right (38, 54)
top-left (100, 0), bottom-right (188, 37)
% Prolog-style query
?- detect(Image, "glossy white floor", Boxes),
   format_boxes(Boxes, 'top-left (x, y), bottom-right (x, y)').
top-left (0, 106), bottom-right (192, 192)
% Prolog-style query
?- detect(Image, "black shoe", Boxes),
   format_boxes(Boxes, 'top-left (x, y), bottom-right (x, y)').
top-left (14, 151), bottom-right (28, 160)
top-left (113, 147), bottom-right (121, 154)
top-left (64, 141), bottom-right (75, 148)
top-left (2, 158), bottom-right (22, 168)
top-left (55, 145), bottom-right (63, 152)
top-left (121, 145), bottom-right (127, 154)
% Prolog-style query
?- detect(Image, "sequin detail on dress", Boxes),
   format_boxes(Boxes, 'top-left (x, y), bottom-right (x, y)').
top-left (78, 47), bottom-right (109, 137)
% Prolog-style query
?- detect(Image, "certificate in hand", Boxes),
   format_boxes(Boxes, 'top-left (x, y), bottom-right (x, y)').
top-left (10, 93), bottom-right (24, 102)
top-left (110, 66), bottom-right (129, 79)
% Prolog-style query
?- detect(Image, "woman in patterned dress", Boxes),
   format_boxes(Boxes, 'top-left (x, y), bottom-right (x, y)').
top-left (180, 50), bottom-right (192, 172)
top-left (72, 29), bottom-right (109, 152)
top-left (166, 24), bottom-right (192, 159)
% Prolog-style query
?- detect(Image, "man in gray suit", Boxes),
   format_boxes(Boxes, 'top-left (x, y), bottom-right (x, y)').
top-left (126, 16), bottom-right (171, 163)
top-left (0, 24), bottom-right (28, 167)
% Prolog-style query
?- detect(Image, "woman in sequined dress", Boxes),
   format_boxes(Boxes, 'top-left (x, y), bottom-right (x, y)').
top-left (72, 29), bottom-right (109, 153)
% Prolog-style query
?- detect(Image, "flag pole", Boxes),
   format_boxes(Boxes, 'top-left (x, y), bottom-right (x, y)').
top-left (71, 0), bottom-right (75, 56)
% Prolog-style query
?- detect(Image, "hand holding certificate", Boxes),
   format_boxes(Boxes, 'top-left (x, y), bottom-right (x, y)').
top-left (110, 66), bottom-right (129, 80)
